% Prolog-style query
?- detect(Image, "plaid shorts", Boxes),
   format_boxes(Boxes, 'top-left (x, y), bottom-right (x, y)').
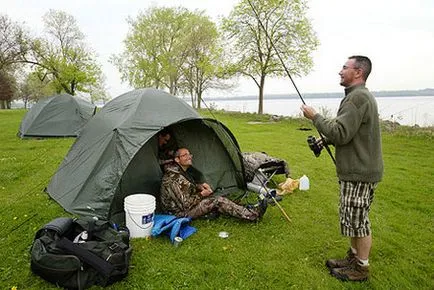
top-left (339, 181), bottom-right (377, 237)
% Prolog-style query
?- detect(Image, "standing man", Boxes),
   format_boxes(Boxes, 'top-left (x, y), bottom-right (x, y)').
top-left (160, 148), bottom-right (267, 221)
top-left (301, 55), bottom-right (383, 281)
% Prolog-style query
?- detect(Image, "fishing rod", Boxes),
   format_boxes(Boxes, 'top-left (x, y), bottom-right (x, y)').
top-left (246, 0), bottom-right (336, 165)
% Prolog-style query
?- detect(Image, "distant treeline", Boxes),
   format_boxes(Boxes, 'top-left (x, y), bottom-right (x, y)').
top-left (207, 88), bottom-right (434, 101)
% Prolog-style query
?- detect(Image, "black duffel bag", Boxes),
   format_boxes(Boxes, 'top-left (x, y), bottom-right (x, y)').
top-left (30, 216), bottom-right (132, 289)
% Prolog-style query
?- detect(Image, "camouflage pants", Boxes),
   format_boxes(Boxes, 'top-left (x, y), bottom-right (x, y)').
top-left (187, 196), bottom-right (258, 221)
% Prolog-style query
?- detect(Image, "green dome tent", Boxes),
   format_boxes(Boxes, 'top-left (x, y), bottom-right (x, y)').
top-left (46, 88), bottom-right (246, 223)
top-left (18, 93), bottom-right (97, 138)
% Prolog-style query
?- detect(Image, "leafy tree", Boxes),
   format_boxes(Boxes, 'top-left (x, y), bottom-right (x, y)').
top-left (221, 0), bottom-right (319, 114)
top-left (22, 10), bottom-right (107, 100)
top-left (112, 6), bottom-right (228, 106)
top-left (180, 12), bottom-right (229, 109)
top-left (112, 7), bottom-right (192, 95)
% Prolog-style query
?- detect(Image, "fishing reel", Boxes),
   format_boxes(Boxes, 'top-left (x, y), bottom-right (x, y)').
top-left (307, 135), bottom-right (323, 157)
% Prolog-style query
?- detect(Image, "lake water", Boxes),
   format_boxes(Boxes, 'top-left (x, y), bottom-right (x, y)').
top-left (207, 96), bottom-right (434, 127)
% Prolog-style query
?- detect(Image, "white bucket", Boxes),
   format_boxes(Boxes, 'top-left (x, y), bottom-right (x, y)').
top-left (124, 194), bottom-right (156, 238)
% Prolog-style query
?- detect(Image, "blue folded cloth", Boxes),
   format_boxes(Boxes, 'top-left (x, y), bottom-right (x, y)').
top-left (152, 214), bottom-right (197, 243)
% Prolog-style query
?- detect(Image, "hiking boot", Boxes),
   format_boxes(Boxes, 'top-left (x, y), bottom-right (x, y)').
top-left (326, 248), bottom-right (356, 269)
top-left (257, 197), bottom-right (268, 218)
top-left (330, 260), bottom-right (369, 282)
top-left (246, 198), bottom-right (268, 221)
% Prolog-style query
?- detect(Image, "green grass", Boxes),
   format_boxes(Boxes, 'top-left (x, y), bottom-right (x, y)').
top-left (0, 109), bottom-right (433, 289)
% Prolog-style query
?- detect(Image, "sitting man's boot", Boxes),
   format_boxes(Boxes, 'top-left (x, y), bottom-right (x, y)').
top-left (326, 248), bottom-right (356, 269)
top-left (330, 259), bottom-right (369, 282)
top-left (246, 197), bottom-right (268, 221)
top-left (257, 197), bottom-right (268, 218)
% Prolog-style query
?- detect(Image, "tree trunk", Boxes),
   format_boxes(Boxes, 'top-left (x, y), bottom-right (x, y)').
top-left (189, 88), bottom-right (195, 108)
top-left (169, 81), bottom-right (175, 95)
top-left (196, 91), bottom-right (201, 109)
top-left (0, 100), bottom-right (11, 109)
top-left (70, 80), bottom-right (76, 95)
top-left (258, 75), bottom-right (265, 114)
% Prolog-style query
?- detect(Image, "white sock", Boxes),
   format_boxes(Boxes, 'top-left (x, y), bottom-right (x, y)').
top-left (358, 258), bottom-right (369, 266)
top-left (350, 247), bottom-right (357, 255)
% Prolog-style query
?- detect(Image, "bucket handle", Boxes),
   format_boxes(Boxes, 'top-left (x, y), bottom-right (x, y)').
top-left (126, 209), bottom-right (153, 230)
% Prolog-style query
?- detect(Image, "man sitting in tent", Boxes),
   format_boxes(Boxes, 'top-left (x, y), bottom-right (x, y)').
top-left (160, 147), bottom-right (267, 221)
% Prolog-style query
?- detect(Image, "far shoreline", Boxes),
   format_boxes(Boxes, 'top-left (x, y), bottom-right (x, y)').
top-left (204, 88), bottom-right (434, 101)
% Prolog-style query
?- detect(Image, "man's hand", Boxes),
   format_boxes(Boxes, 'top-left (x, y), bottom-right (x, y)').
top-left (198, 183), bottom-right (213, 197)
top-left (301, 104), bottom-right (317, 120)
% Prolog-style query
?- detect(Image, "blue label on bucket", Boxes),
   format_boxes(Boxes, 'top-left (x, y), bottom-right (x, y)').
top-left (142, 213), bottom-right (154, 224)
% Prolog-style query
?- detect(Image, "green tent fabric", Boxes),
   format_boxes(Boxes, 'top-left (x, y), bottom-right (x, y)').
top-left (18, 93), bottom-right (96, 138)
top-left (46, 88), bottom-right (246, 222)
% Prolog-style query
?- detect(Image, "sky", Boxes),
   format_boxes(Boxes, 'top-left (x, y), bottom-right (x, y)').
top-left (2, 0), bottom-right (434, 99)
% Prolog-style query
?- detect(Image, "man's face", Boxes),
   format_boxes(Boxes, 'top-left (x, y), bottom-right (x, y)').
top-left (339, 58), bottom-right (361, 88)
top-left (158, 134), bottom-right (170, 147)
top-left (175, 149), bottom-right (193, 168)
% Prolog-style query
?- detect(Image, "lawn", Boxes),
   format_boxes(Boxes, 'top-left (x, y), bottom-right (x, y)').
top-left (0, 108), bottom-right (433, 289)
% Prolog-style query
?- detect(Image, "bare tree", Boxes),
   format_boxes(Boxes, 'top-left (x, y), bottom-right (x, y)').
top-left (0, 14), bottom-right (28, 71)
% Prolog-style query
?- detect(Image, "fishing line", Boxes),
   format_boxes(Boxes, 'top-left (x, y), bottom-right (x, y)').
top-left (0, 138), bottom-right (73, 235)
top-left (200, 96), bottom-right (291, 219)
top-left (0, 138), bottom-right (66, 213)
top-left (380, 99), bottom-right (434, 122)
top-left (246, 0), bottom-right (336, 165)
top-left (199, 99), bottom-right (244, 157)
top-left (199, 99), bottom-right (249, 195)
top-left (0, 213), bottom-right (38, 240)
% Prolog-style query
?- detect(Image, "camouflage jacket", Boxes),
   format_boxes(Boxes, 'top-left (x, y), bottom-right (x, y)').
top-left (160, 163), bottom-right (202, 217)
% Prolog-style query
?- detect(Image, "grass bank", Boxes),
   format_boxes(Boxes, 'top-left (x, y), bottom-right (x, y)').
top-left (0, 109), bottom-right (433, 289)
